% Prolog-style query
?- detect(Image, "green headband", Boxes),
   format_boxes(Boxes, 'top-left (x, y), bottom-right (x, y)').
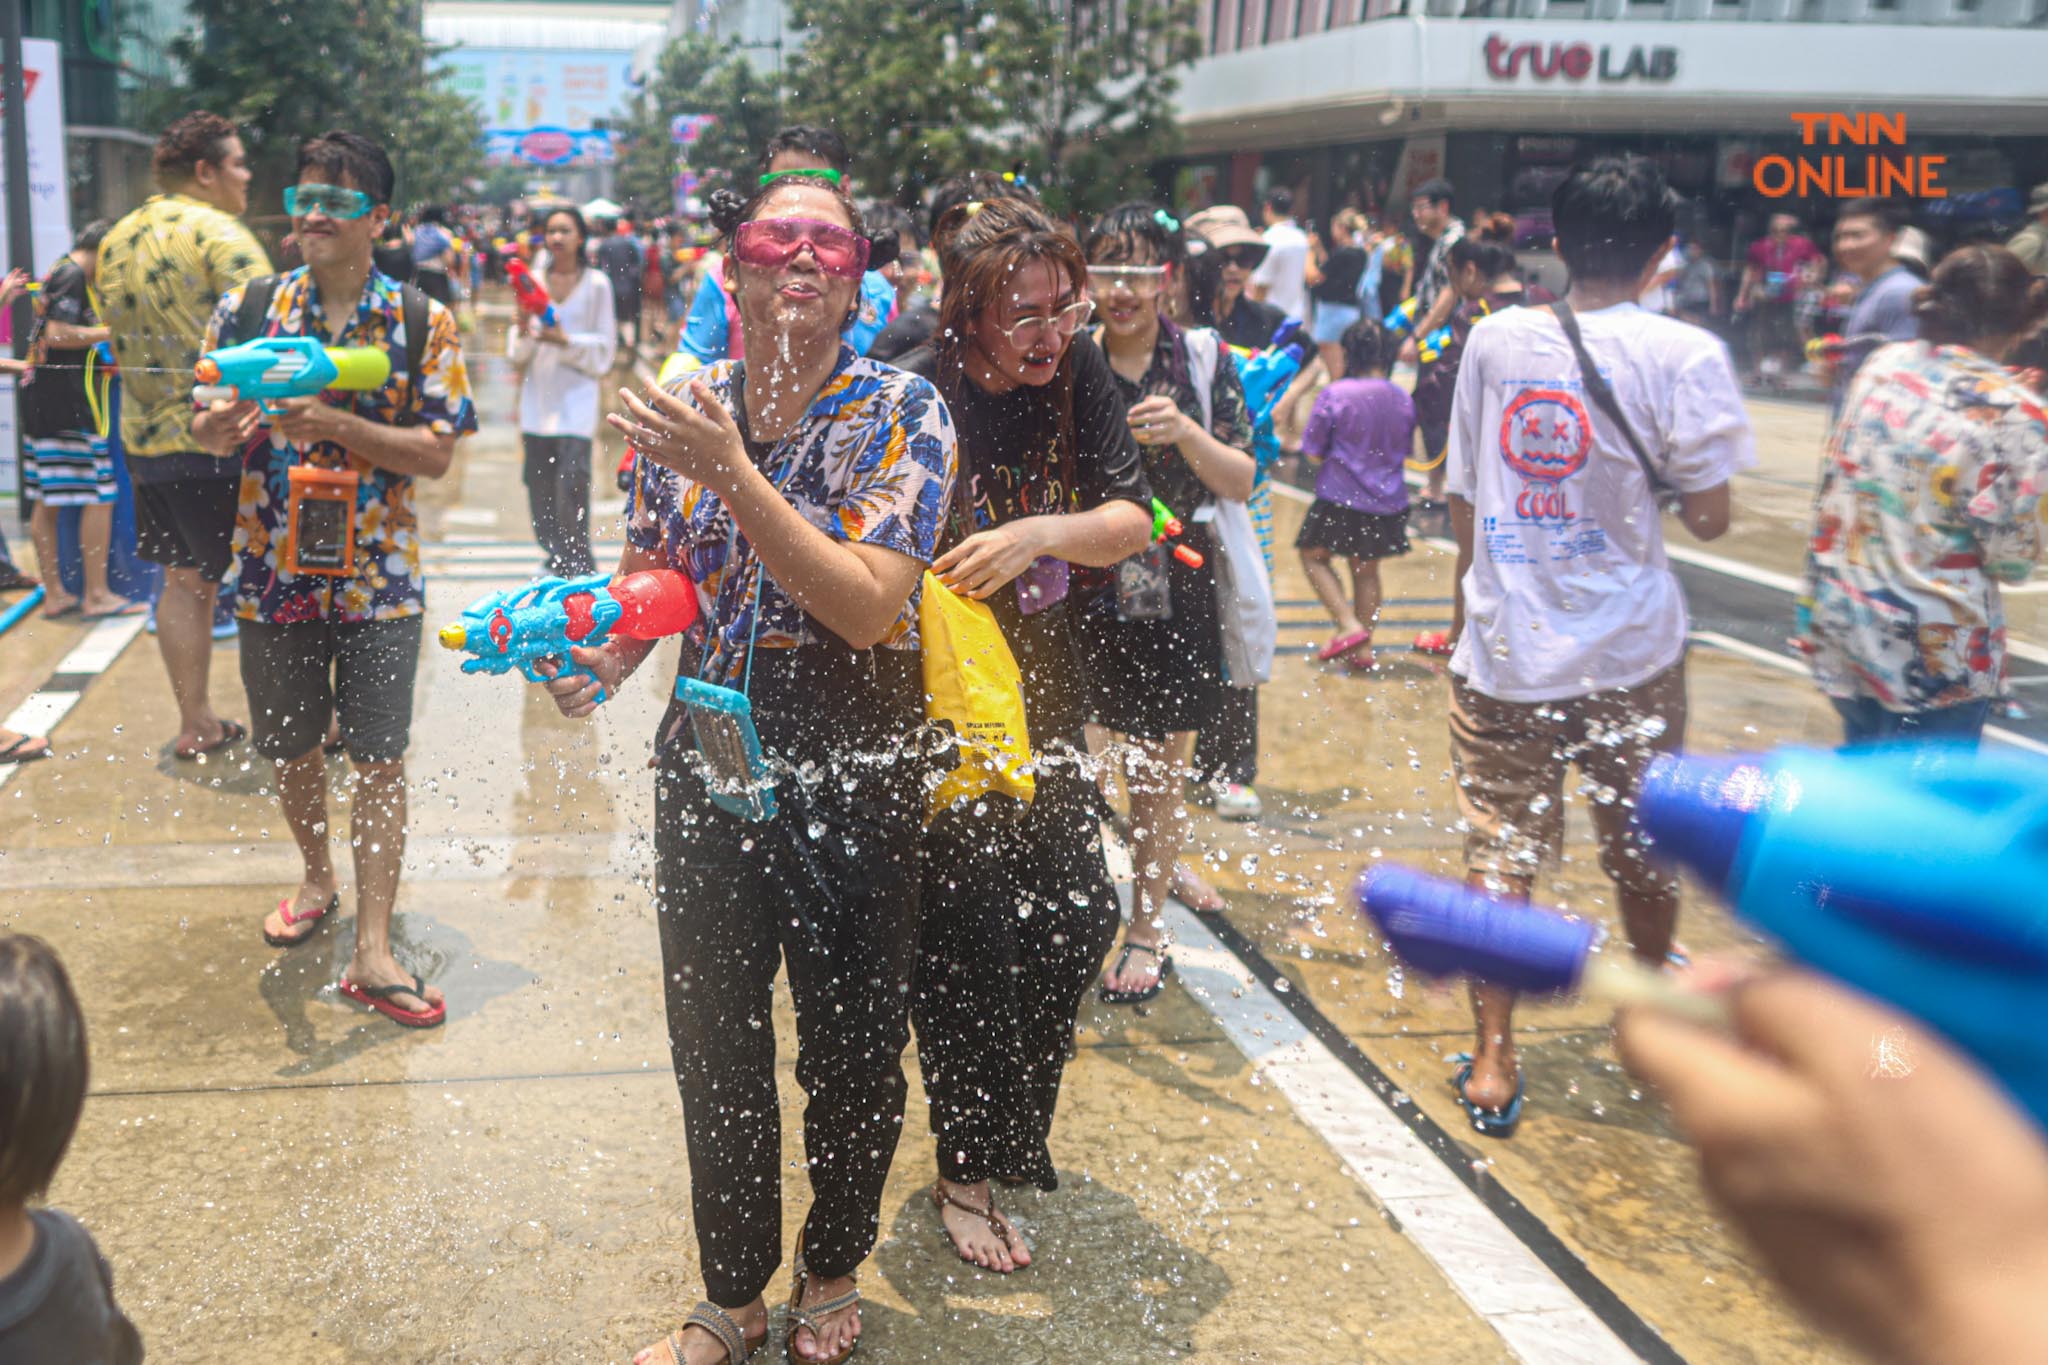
top-left (758, 168), bottom-right (843, 188)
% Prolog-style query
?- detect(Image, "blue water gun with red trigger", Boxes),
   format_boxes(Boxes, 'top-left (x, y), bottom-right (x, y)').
top-left (1357, 745), bottom-right (2048, 1131)
top-left (438, 571), bottom-right (699, 704)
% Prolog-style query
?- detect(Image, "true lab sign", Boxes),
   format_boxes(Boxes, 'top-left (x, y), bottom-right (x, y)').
top-left (1483, 33), bottom-right (1679, 84)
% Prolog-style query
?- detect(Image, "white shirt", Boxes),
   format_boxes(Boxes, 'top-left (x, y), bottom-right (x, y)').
top-left (1251, 219), bottom-right (1311, 322)
top-left (508, 259), bottom-right (617, 437)
top-left (1445, 302), bottom-right (1757, 702)
top-left (1637, 246), bottom-right (1686, 315)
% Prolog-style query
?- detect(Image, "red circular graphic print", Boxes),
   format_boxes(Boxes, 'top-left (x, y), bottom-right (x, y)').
top-left (1499, 389), bottom-right (1592, 483)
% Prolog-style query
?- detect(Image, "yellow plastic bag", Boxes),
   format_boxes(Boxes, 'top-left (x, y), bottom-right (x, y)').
top-left (920, 571), bottom-right (1034, 819)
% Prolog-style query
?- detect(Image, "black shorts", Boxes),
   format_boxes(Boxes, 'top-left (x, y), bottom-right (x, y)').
top-left (237, 616), bottom-right (424, 763)
top-left (1077, 531), bottom-right (1227, 741)
top-left (135, 474), bottom-right (240, 581)
top-left (1295, 501), bottom-right (1412, 561)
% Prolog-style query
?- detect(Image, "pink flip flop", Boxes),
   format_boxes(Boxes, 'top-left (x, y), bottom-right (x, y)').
top-left (1317, 629), bottom-right (1373, 662)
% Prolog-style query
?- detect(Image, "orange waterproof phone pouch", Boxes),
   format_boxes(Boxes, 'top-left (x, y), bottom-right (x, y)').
top-left (285, 465), bottom-right (360, 577)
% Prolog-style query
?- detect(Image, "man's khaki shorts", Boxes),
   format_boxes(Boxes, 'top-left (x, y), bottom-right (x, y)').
top-left (1448, 662), bottom-right (1687, 894)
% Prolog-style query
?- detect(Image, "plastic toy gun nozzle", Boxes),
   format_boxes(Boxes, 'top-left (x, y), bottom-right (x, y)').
top-left (438, 622), bottom-right (468, 651)
top-left (1149, 497), bottom-right (1204, 569)
top-left (193, 356), bottom-right (222, 385)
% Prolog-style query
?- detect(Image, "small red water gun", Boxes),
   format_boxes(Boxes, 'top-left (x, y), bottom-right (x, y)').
top-left (1151, 498), bottom-right (1204, 568)
top-left (504, 257), bottom-right (558, 329)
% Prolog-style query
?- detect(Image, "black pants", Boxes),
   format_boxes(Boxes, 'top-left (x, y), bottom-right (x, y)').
top-left (653, 686), bottom-right (925, 1305)
top-left (520, 434), bottom-right (595, 577)
top-left (1195, 685), bottom-right (1259, 787)
top-left (913, 752), bottom-right (1119, 1190)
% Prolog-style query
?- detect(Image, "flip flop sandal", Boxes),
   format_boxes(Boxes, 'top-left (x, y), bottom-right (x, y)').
top-left (1411, 630), bottom-right (1455, 658)
top-left (263, 892), bottom-right (338, 948)
top-left (41, 602), bottom-right (81, 620)
top-left (648, 1301), bottom-right (765, 1364)
top-left (1099, 942), bottom-right (1173, 1005)
top-left (1316, 628), bottom-right (1374, 662)
top-left (1450, 1053), bottom-right (1526, 1139)
top-left (339, 971), bottom-right (447, 1028)
top-left (175, 717), bottom-right (247, 761)
top-left (929, 1183), bottom-right (1027, 1272)
top-left (0, 568), bottom-right (40, 593)
top-left (786, 1238), bottom-right (861, 1365)
top-left (0, 735), bottom-right (51, 765)
top-left (81, 601), bottom-right (146, 621)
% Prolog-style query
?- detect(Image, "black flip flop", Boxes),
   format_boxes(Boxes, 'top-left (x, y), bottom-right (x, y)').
top-left (1099, 942), bottom-right (1173, 1005)
top-left (175, 717), bottom-right (247, 761)
top-left (0, 735), bottom-right (51, 765)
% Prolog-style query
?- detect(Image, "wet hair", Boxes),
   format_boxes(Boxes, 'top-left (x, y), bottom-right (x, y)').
top-left (926, 172), bottom-right (1028, 249)
top-left (1340, 317), bottom-right (1396, 376)
top-left (1414, 178), bottom-right (1455, 209)
top-left (1912, 244), bottom-right (2048, 347)
top-left (0, 935), bottom-right (88, 1208)
top-left (1447, 235), bottom-right (1517, 282)
top-left (74, 219), bottom-right (113, 253)
top-left (1835, 197), bottom-right (1906, 237)
top-left (862, 202), bottom-right (920, 251)
top-left (705, 179), bottom-right (891, 268)
top-left (153, 111), bottom-right (238, 189)
top-left (1264, 187), bottom-right (1293, 217)
top-left (296, 130), bottom-right (396, 207)
top-left (1551, 156), bottom-right (1677, 286)
top-left (542, 205), bottom-right (591, 262)
top-left (762, 125), bottom-right (851, 176)
top-left (933, 197), bottom-right (1090, 507)
top-left (1083, 201), bottom-right (1187, 269)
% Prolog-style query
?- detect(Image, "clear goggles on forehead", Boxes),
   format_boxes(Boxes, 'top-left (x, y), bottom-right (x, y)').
top-left (1087, 264), bottom-right (1168, 291)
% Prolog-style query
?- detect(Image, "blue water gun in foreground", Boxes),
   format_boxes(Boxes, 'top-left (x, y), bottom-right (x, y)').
top-left (193, 337), bottom-right (391, 416)
top-left (438, 571), bottom-right (700, 704)
top-left (1356, 745), bottom-right (2048, 1130)
top-left (1232, 318), bottom-right (1309, 471)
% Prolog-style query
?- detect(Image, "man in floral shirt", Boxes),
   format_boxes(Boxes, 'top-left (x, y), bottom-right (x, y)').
top-left (194, 131), bottom-right (476, 1027)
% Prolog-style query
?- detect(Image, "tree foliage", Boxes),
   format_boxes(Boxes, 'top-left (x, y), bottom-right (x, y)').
top-left (613, 37), bottom-right (787, 220)
top-left (784, 0), bottom-right (1199, 215)
top-left (155, 0), bottom-right (484, 218)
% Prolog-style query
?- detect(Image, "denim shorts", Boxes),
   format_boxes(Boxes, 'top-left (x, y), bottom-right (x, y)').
top-left (1310, 302), bottom-right (1362, 345)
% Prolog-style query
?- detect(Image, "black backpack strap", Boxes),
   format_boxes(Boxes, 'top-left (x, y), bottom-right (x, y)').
top-left (1549, 301), bottom-right (1672, 498)
top-left (234, 274), bottom-right (279, 343)
top-left (395, 282), bottom-right (432, 428)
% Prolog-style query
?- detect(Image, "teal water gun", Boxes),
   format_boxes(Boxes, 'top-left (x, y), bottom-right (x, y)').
top-left (192, 336), bottom-right (391, 416)
top-left (1233, 319), bottom-right (1308, 471)
top-left (1357, 745), bottom-right (2048, 1131)
top-left (438, 571), bottom-right (700, 705)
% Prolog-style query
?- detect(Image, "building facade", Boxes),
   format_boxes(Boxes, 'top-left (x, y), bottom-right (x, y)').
top-left (24, 0), bottom-right (188, 232)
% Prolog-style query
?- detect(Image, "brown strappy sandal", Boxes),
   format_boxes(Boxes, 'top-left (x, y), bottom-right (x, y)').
top-left (786, 1237), bottom-right (862, 1365)
top-left (644, 1301), bottom-right (765, 1364)
top-left (928, 1182), bottom-right (1029, 1273)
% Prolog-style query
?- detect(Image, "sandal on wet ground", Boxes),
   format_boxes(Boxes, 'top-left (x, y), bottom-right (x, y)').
top-left (1099, 941), bottom-right (1172, 1005)
top-left (786, 1240), bottom-right (861, 1365)
top-left (1411, 630), bottom-right (1454, 658)
top-left (263, 892), bottom-right (338, 948)
top-left (174, 717), bottom-right (246, 761)
top-left (0, 734), bottom-right (51, 765)
top-left (1450, 1052), bottom-right (1525, 1138)
top-left (929, 1183), bottom-right (1027, 1273)
top-left (339, 972), bottom-right (447, 1029)
top-left (644, 1302), bottom-right (766, 1364)
top-left (1316, 628), bottom-right (1372, 662)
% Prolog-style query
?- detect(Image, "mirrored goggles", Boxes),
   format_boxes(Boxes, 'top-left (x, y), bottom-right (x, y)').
top-left (284, 184), bottom-right (374, 220)
top-left (732, 217), bottom-right (871, 280)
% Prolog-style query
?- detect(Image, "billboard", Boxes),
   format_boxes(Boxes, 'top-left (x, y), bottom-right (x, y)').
top-left (0, 39), bottom-right (72, 505)
top-left (440, 47), bottom-right (640, 166)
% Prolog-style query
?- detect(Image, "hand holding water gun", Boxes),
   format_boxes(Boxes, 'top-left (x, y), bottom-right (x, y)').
top-left (438, 570), bottom-right (699, 705)
top-left (1234, 319), bottom-right (1309, 471)
top-left (1150, 498), bottom-right (1204, 568)
top-left (1357, 744), bottom-right (2048, 1131)
top-left (504, 257), bottom-right (558, 330)
top-left (1383, 296), bottom-right (1421, 335)
top-left (192, 337), bottom-right (391, 415)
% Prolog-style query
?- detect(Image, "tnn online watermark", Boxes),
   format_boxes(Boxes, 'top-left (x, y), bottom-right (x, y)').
top-left (1752, 114), bottom-right (1947, 199)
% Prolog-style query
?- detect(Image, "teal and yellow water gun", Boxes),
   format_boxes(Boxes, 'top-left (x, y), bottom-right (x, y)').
top-left (192, 336), bottom-right (391, 416)
top-left (1382, 296), bottom-right (1420, 334)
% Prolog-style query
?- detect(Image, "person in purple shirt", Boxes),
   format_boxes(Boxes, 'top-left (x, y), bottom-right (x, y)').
top-left (1296, 318), bottom-right (1415, 671)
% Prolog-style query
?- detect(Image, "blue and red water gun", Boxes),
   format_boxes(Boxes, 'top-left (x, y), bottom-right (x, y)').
top-left (1356, 745), bottom-right (2048, 1130)
top-left (439, 571), bottom-right (699, 704)
top-left (1232, 318), bottom-right (1309, 471)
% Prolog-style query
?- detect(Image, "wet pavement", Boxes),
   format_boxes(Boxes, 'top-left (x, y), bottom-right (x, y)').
top-left (0, 308), bottom-right (1948, 1362)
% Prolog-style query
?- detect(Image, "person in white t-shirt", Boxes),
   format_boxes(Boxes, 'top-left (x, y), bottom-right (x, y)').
top-left (1437, 156), bottom-right (1757, 1137)
top-left (1638, 242), bottom-right (1685, 315)
top-left (1249, 188), bottom-right (1311, 323)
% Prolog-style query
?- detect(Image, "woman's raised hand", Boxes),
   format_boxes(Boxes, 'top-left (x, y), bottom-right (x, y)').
top-left (609, 380), bottom-right (746, 490)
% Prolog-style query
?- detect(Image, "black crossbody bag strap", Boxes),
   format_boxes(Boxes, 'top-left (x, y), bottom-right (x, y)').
top-left (1549, 301), bottom-right (1673, 498)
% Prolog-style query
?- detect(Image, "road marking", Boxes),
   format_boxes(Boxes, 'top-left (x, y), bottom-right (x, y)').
top-left (1687, 629), bottom-right (2048, 756)
top-left (0, 614), bottom-right (148, 793)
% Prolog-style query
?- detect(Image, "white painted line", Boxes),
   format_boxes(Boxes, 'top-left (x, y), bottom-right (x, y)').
top-left (442, 508), bottom-right (500, 527)
top-left (1687, 629), bottom-right (2048, 757)
top-left (0, 613), bottom-right (147, 792)
top-left (1662, 544), bottom-right (1803, 594)
top-left (4, 692), bottom-right (78, 739)
top-left (1157, 892), bottom-right (1640, 1365)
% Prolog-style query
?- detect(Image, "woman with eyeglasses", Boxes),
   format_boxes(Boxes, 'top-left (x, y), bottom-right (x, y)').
top-left (1080, 203), bottom-right (1257, 1002)
top-left (895, 196), bottom-right (1153, 1275)
top-left (540, 174), bottom-right (956, 1365)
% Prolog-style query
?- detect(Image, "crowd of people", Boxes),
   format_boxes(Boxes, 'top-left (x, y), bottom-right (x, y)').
top-left (2, 104), bottom-right (2048, 1365)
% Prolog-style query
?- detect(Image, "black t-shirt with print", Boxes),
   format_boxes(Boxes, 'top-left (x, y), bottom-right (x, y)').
top-left (897, 334), bottom-right (1151, 738)
top-left (22, 258), bottom-right (99, 437)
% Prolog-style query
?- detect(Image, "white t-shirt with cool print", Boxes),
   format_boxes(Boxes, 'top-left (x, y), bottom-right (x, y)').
top-left (1444, 302), bottom-right (1756, 703)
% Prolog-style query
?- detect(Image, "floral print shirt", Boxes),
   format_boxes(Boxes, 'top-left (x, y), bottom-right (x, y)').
top-left (626, 347), bottom-right (957, 688)
top-left (1802, 341), bottom-right (2048, 710)
top-left (204, 267), bottom-right (478, 624)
